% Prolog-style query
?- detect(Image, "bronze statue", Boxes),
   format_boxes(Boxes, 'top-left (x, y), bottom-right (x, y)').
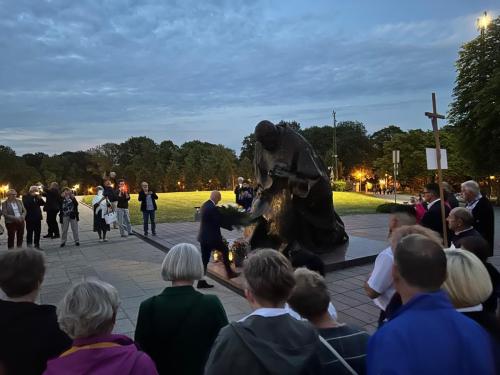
top-left (250, 120), bottom-right (348, 255)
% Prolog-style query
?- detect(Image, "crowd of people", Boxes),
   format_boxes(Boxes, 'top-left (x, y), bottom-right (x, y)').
top-left (0, 177), bottom-right (159, 249)
top-left (0, 177), bottom-right (498, 374)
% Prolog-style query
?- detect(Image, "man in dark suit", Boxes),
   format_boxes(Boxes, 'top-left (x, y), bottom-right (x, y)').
top-left (462, 180), bottom-right (495, 256)
top-left (197, 191), bottom-right (239, 288)
top-left (22, 186), bottom-right (45, 250)
top-left (421, 183), bottom-right (450, 242)
top-left (447, 207), bottom-right (484, 248)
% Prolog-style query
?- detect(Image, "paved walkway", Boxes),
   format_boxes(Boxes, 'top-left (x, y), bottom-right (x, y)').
top-left (18, 203), bottom-right (500, 338)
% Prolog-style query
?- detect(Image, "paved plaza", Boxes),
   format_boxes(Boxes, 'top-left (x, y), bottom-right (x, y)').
top-left (20, 202), bottom-right (500, 338)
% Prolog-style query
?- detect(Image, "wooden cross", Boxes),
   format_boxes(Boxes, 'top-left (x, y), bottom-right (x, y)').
top-left (425, 93), bottom-right (448, 246)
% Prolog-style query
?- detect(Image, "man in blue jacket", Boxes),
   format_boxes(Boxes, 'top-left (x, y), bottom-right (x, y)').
top-left (367, 234), bottom-right (495, 375)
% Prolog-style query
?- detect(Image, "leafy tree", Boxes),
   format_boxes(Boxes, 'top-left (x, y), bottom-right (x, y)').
top-left (335, 121), bottom-right (372, 175)
top-left (448, 15), bottom-right (500, 176)
top-left (240, 133), bottom-right (256, 162)
top-left (277, 120), bottom-right (301, 132)
top-left (370, 125), bottom-right (405, 158)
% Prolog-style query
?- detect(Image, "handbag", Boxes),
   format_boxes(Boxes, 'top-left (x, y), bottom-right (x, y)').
top-left (104, 210), bottom-right (117, 225)
top-left (318, 335), bottom-right (358, 375)
top-left (103, 198), bottom-right (117, 224)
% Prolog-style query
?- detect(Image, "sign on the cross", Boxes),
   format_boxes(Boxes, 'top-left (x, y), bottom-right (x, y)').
top-left (426, 148), bottom-right (448, 170)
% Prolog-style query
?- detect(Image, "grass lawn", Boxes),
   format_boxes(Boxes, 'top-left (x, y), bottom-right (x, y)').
top-left (82, 191), bottom-right (384, 225)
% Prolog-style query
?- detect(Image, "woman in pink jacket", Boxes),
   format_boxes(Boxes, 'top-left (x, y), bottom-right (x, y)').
top-left (44, 279), bottom-right (158, 375)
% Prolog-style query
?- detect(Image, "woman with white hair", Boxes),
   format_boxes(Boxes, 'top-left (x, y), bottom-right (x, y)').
top-left (43, 279), bottom-right (158, 375)
top-left (442, 249), bottom-right (500, 341)
top-left (92, 186), bottom-right (111, 242)
top-left (135, 243), bottom-right (228, 375)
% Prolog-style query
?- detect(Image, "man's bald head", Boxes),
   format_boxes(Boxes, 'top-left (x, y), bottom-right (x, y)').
top-left (394, 234), bottom-right (447, 291)
top-left (210, 190), bottom-right (222, 204)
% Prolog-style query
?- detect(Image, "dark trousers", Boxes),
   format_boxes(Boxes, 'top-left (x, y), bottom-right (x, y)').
top-left (200, 241), bottom-right (232, 274)
top-left (46, 210), bottom-right (60, 236)
top-left (142, 210), bottom-right (156, 234)
top-left (6, 221), bottom-right (25, 249)
top-left (26, 220), bottom-right (41, 247)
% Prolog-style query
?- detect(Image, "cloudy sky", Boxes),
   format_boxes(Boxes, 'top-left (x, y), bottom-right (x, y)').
top-left (0, 0), bottom-right (497, 155)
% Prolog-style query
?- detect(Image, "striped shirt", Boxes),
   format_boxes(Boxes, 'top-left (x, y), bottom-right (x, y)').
top-left (318, 325), bottom-right (370, 374)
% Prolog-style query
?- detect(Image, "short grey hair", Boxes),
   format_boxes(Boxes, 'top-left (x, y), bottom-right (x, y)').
top-left (461, 180), bottom-right (480, 196)
top-left (58, 279), bottom-right (120, 339)
top-left (161, 243), bottom-right (204, 281)
top-left (450, 207), bottom-right (474, 227)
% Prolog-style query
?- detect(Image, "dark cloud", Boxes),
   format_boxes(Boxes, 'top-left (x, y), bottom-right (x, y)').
top-left (0, 0), bottom-right (496, 154)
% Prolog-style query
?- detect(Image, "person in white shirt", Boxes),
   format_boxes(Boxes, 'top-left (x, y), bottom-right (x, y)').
top-left (364, 207), bottom-right (416, 325)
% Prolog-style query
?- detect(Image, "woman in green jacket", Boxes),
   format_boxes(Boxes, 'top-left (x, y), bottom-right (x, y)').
top-left (135, 243), bottom-right (228, 375)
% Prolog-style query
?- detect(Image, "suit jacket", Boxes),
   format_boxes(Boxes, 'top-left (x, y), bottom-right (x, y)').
top-left (138, 191), bottom-right (158, 211)
top-left (42, 188), bottom-right (61, 212)
top-left (471, 196), bottom-right (495, 255)
top-left (22, 194), bottom-right (45, 222)
top-left (197, 200), bottom-right (223, 245)
top-left (1, 199), bottom-right (26, 224)
top-left (421, 199), bottom-right (450, 240)
top-left (450, 228), bottom-right (483, 248)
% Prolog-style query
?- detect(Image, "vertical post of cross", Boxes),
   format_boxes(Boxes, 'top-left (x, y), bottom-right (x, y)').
top-left (425, 93), bottom-right (448, 246)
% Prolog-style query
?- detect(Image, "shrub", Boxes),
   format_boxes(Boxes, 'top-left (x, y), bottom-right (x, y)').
top-left (376, 203), bottom-right (407, 213)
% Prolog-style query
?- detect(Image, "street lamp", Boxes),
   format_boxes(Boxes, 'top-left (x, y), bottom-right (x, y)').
top-left (332, 109), bottom-right (338, 181)
top-left (477, 11), bottom-right (491, 35)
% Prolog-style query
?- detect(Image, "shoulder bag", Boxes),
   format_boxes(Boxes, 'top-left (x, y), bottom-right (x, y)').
top-left (318, 335), bottom-right (358, 375)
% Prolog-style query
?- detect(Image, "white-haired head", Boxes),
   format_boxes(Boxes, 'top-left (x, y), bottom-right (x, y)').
top-left (57, 279), bottom-right (120, 339)
top-left (161, 243), bottom-right (204, 282)
top-left (461, 180), bottom-right (480, 203)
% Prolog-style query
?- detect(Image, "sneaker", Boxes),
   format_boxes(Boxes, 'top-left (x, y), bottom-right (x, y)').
top-left (103, 238), bottom-right (108, 242)
top-left (197, 280), bottom-right (214, 289)
top-left (60, 242), bottom-right (65, 248)
top-left (75, 242), bottom-right (80, 246)
top-left (152, 232), bottom-right (157, 236)
top-left (99, 238), bottom-right (103, 242)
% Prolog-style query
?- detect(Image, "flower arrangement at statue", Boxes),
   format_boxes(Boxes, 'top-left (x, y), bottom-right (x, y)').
top-left (217, 203), bottom-right (252, 230)
top-left (230, 238), bottom-right (249, 267)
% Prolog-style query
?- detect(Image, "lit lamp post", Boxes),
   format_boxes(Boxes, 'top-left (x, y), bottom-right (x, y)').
top-left (392, 150), bottom-right (400, 203)
top-left (0, 184), bottom-right (9, 199)
top-left (332, 109), bottom-right (338, 181)
top-left (356, 171), bottom-right (363, 192)
top-left (477, 11), bottom-right (491, 83)
top-left (477, 11), bottom-right (491, 36)
top-left (490, 175), bottom-right (495, 198)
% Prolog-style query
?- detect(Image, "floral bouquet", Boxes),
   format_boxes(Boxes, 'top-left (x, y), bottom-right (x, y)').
top-left (217, 203), bottom-right (252, 230)
top-left (230, 238), bottom-right (249, 267)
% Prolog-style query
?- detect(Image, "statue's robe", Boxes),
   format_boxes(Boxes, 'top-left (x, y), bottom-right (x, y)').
top-left (251, 124), bottom-right (348, 254)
